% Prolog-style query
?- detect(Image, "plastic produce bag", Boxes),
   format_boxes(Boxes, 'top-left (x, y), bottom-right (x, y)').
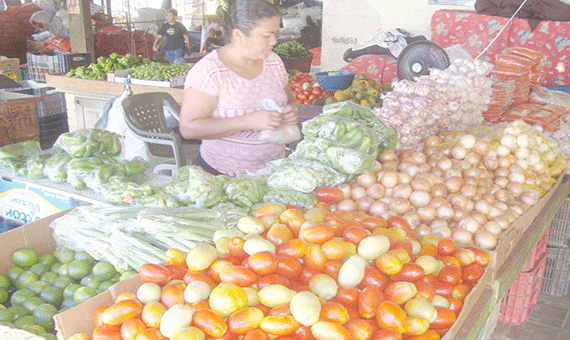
top-left (263, 189), bottom-right (317, 209)
top-left (267, 158), bottom-right (349, 193)
top-left (293, 137), bottom-right (377, 175)
top-left (43, 151), bottom-right (72, 183)
top-left (66, 157), bottom-right (104, 190)
top-left (101, 180), bottom-right (155, 205)
top-left (257, 99), bottom-right (302, 144)
top-left (84, 162), bottom-right (127, 192)
top-left (26, 147), bottom-right (64, 180)
top-left (55, 129), bottom-right (121, 158)
top-left (165, 165), bottom-right (227, 208)
top-left (223, 174), bottom-right (268, 207)
top-left (136, 192), bottom-right (181, 208)
top-left (0, 140), bottom-right (41, 162)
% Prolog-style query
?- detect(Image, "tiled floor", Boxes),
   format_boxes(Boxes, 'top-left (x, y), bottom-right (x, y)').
top-left (490, 293), bottom-right (570, 340)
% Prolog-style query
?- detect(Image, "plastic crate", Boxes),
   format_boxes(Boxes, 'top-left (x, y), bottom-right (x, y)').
top-left (499, 253), bottom-right (547, 325)
top-left (39, 113), bottom-right (68, 150)
top-left (541, 246), bottom-right (570, 296)
top-left (37, 92), bottom-right (66, 118)
top-left (521, 226), bottom-right (550, 271)
top-left (26, 51), bottom-right (91, 82)
top-left (549, 197), bottom-right (570, 247)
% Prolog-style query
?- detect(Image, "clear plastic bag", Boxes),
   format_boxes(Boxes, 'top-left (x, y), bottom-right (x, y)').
top-left (257, 99), bottom-right (302, 144)
top-left (267, 158), bottom-right (349, 193)
top-left (26, 147), bottom-right (64, 180)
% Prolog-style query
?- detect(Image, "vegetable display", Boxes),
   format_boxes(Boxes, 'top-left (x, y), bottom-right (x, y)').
top-left (66, 53), bottom-right (149, 80)
top-left (328, 72), bottom-right (392, 108)
top-left (289, 72), bottom-right (332, 105)
top-left (68, 202), bottom-right (490, 340)
top-left (128, 62), bottom-right (192, 82)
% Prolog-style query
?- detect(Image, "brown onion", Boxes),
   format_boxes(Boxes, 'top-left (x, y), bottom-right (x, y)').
top-left (390, 197), bottom-right (412, 215)
top-left (444, 177), bottom-right (463, 194)
top-left (430, 183), bottom-right (448, 198)
top-left (337, 183), bottom-right (352, 198)
top-left (458, 217), bottom-right (480, 233)
top-left (449, 194), bottom-right (468, 209)
top-left (437, 205), bottom-right (455, 220)
top-left (410, 191), bottom-right (431, 208)
top-left (380, 171), bottom-right (399, 188)
top-left (483, 156), bottom-right (499, 170)
top-left (392, 184), bottom-right (412, 199)
top-left (351, 186), bottom-right (367, 201)
top-left (483, 221), bottom-right (502, 235)
top-left (431, 167), bottom-right (444, 178)
top-left (432, 225), bottom-right (452, 238)
top-left (430, 197), bottom-right (451, 209)
top-left (470, 211), bottom-right (488, 226)
top-left (453, 207), bottom-right (469, 222)
top-left (337, 199), bottom-right (357, 212)
top-left (356, 172), bottom-right (377, 188)
top-left (357, 196), bottom-right (375, 213)
top-left (418, 163), bottom-right (431, 174)
top-left (495, 167), bottom-right (510, 178)
top-left (382, 160), bottom-right (398, 172)
top-left (474, 139), bottom-right (491, 155)
top-left (437, 158), bottom-right (453, 171)
top-left (494, 177), bottom-right (509, 189)
top-left (474, 230), bottom-right (498, 250)
top-left (452, 229), bottom-right (473, 245)
top-left (463, 167), bottom-right (481, 179)
top-left (506, 182), bottom-right (524, 197)
top-left (379, 150), bottom-right (398, 162)
top-left (403, 211), bottom-right (422, 228)
top-left (424, 136), bottom-right (442, 148)
top-left (417, 205), bottom-right (437, 223)
top-left (464, 152), bottom-right (482, 166)
top-left (369, 200), bottom-right (389, 216)
top-left (430, 219), bottom-right (449, 230)
top-left (474, 200), bottom-right (492, 215)
top-left (366, 183), bottom-right (385, 200)
top-left (410, 178), bottom-right (432, 192)
top-left (460, 184), bottom-right (477, 199)
top-left (415, 224), bottom-right (433, 237)
top-left (483, 193), bottom-right (496, 205)
top-left (397, 172), bottom-right (412, 184)
top-left (399, 148), bottom-right (415, 159)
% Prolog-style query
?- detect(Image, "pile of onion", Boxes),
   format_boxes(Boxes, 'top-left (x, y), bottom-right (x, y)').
top-left (331, 120), bottom-right (562, 250)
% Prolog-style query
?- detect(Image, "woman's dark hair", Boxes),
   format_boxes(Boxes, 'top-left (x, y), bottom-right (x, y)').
top-left (221, 0), bottom-right (280, 42)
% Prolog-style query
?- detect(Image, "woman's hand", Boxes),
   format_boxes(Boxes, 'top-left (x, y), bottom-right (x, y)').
top-left (281, 104), bottom-right (299, 125)
top-left (248, 110), bottom-right (284, 131)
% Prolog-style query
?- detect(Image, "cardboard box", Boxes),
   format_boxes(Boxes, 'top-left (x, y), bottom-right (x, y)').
top-left (0, 56), bottom-right (20, 74)
top-left (0, 172), bottom-right (100, 224)
top-left (0, 92), bottom-right (40, 147)
top-left (54, 275), bottom-right (144, 340)
top-left (113, 69), bottom-right (185, 88)
top-left (0, 210), bottom-right (69, 340)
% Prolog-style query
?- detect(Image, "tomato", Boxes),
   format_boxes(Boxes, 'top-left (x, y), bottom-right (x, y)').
top-left (93, 305), bottom-right (109, 327)
top-left (433, 281), bottom-right (453, 298)
top-left (279, 209), bottom-right (306, 236)
top-left (101, 299), bottom-right (143, 326)
top-left (343, 226), bottom-right (370, 244)
top-left (184, 270), bottom-right (217, 289)
top-left (273, 254), bottom-right (302, 278)
top-left (392, 263), bottom-right (425, 283)
top-left (160, 281), bottom-right (186, 308)
top-left (414, 280), bottom-right (435, 302)
top-left (452, 283), bottom-right (471, 301)
top-left (430, 306), bottom-right (456, 330)
top-left (323, 260), bottom-right (343, 279)
top-left (120, 318), bottom-right (146, 340)
top-left (376, 301), bottom-right (407, 333)
top-left (260, 315), bottom-right (299, 336)
top-left (320, 301), bottom-right (349, 324)
top-left (228, 237), bottom-right (248, 260)
top-left (465, 246), bottom-right (490, 266)
top-left (437, 238), bottom-right (456, 256)
top-left (226, 307), bottom-right (264, 334)
top-left (452, 248), bottom-right (476, 267)
top-left (387, 216), bottom-right (411, 230)
top-left (163, 264), bottom-right (187, 280)
top-left (315, 187), bottom-right (345, 203)
top-left (257, 274), bottom-right (291, 289)
top-left (276, 238), bottom-right (307, 258)
top-left (437, 265), bottom-right (462, 286)
top-left (299, 266), bottom-right (320, 285)
top-left (322, 238), bottom-right (355, 260)
top-left (375, 252), bottom-right (403, 275)
top-left (404, 329), bottom-right (441, 340)
top-left (92, 324), bottom-right (122, 340)
top-left (358, 285), bottom-right (383, 319)
top-left (266, 224), bottom-right (294, 246)
top-left (336, 286), bottom-right (359, 307)
top-left (447, 297), bottom-right (463, 316)
top-left (135, 328), bottom-right (167, 340)
top-left (207, 259), bottom-right (235, 283)
top-left (246, 251), bottom-right (278, 276)
top-left (205, 330), bottom-right (239, 340)
top-left (462, 263), bottom-right (484, 284)
top-left (242, 329), bottom-right (270, 340)
top-left (358, 266), bottom-right (388, 290)
top-left (369, 328), bottom-right (403, 340)
top-left (384, 281), bottom-right (418, 305)
top-left (303, 89), bottom-right (311, 96)
top-left (142, 301), bottom-right (167, 328)
top-left (139, 263), bottom-right (172, 285)
top-left (311, 321), bottom-right (351, 340)
top-left (312, 87), bottom-right (323, 96)
top-left (268, 305), bottom-right (292, 316)
top-left (192, 309), bottom-right (228, 338)
top-left (345, 318), bottom-right (374, 340)
top-left (219, 265), bottom-right (257, 287)
top-left (301, 224), bottom-right (336, 244)
top-left (304, 244), bottom-right (326, 271)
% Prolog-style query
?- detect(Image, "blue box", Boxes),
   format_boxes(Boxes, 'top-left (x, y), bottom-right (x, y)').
top-left (545, 86), bottom-right (570, 94)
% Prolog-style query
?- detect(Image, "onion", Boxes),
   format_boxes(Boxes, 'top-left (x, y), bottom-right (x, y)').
top-left (478, 183), bottom-right (491, 196)
top-left (430, 183), bottom-right (448, 198)
top-left (418, 163), bottom-right (431, 174)
top-left (357, 196), bottom-right (375, 213)
top-left (500, 134), bottom-right (517, 149)
top-left (440, 145), bottom-right (452, 157)
top-left (494, 177), bottom-right (509, 189)
top-left (431, 167), bottom-right (444, 178)
top-left (460, 184), bottom-right (477, 199)
top-left (483, 221), bottom-right (502, 235)
top-left (412, 152), bottom-right (427, 164)
top-left (474, 230), bottom-right (498, 250)
top-left (390, 197), bottom-right (412, 215)
top-left (458, 217), bottom-right (481, 233)
top-left (514, 147), bottom-right (530, 160)
top-left (465, 199), bottom-right (474, 212)
top-left (410, 191), bottom-right (431, 208)
top-left (520, 190), bottom-right (539, 206)
top-left (432, 226), bottom-right (452, 238)
top-left (437, 158), bottom-right (453, 171)
top-left (495, 144), bottom-right (510, 157)
top-left (497, 156), bottom-right (512, 168)
top-left (437, 205), bottom-right (455, 220)
top-left (369, 200), bottom-right (389, 216)
top-left (445, 167), bottom-right (463, 179)
top-left (453, 207), bottom-right (469, 222)
top-left (403, 164), bottom-right (420, 177)
top-left (474, 200), bottom-right (492, 215)
top-left (392, 183), bottom-right (412, 199)
top-left (430, 197), bottom-right (451, 209)
top-left (470, 210), bottom-right (488, 226)
top-left (517, 133), bottom-right (531, 148)
top-left (483, 193), bottom-right (496, 204)
top-left (380, 171), bottom-right (399, 188)
top-left (487, 206), bottom-right (505, 219)
top-left (460, 134), bottom-right (476, 149)
top-left (403, 211), bottom-right (422, 228)
top-left (356, 172), bottom-right (377, 188)
top-left (452, 229), bottom-right (473, 245)
top-left (337, 199), bottom-right (357, 211)
top-left (508, 203), bottom-right (525, 217)
top-left (449, 194), bottom-right (468, 209)
top-left (382, 160), bottom-right (398, 172)
top-left (351, 186), bottom-right (367, 201)
top-left (483, 156), bottom-right (499, 170)
top-left (337, 183), bottom-right (351, 199)
top-left (506, 182), bottom-right (524, 197)
top-left (452, 146), bottom-right (468, 160)
top-left (464, 152), bottom-right (482, 166)
top-left (508, 172), bottom-right (525, 184)
top-left (384, 188), bottom-right (393, 198)
top-left (430, 219), bottom-right (449, 230)
top-left (410, 178), bottom-right (432, 192)
top-left (474, 139), bottom-right (491, 155)
top-left (495, 167), bottom-right (510, 178)
top-left (397, 172), bottom-right (412, 184)
top-left (444, 177), bottom-right (463, 194)
top-left (417, 205), bottom-right (437, 223)
top-left (379, 150), bottom-right (398, 162)
top-left (399, 148), bottom-right (415, 159)
top-left (424, 136), bottom-right (442, 148)
top-left (366, 183), bottom-right (385, 200)
top-left (415, 224), bottom-right (433, 237)
top-left (525, 174), bottom-right (538, 187)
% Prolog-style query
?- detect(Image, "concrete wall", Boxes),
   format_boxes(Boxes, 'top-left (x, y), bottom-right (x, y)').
top-left (321, 0), bottom-right (475, 70)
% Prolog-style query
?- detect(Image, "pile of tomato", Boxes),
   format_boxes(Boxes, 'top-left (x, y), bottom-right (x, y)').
top-left (289, 72), bottom-right (333, 105)
top-left (73, 195), bottom-right (489, 340)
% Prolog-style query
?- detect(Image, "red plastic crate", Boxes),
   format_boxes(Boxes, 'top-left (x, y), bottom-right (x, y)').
top-left (498, 253), bottom-right (547, 325)
top-left (521, 226), bottom-right (550, 271)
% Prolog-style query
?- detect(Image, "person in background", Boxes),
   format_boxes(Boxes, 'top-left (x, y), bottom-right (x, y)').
top-left (204, 28), bottom-right (220, 53)
top-left (179, 0), bottom-right (299, 177)
top-left (153, 8), bottom-right (191, 64)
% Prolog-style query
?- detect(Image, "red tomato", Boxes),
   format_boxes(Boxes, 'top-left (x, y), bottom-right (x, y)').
top-left (462, 263), bottom-right (484, 284)
top-left (345, 318), bottom-right (374, 340)
top-left (242, 329), bottom-right (270, 340)
top-left (433, 281), bottom-right (453, 298)
top-left (227, 307), bottom-right (264, 334)
top-left (387, 216), bottom-right (411, 230)
top-left (275, 255), bottom-right (303, 278)
top-left (163, 264), bottom-right (187, 280)
top-left (430, 306), bottom-right (456, 330)
top-left (437, 265), bottom-right (462, 286)
top-left (257, 274), bottom-right (291, 289)
top-left (437, 238), bottom-right (456, 256)
top-left (323, 260), bottom-right (343, 279)
top-left (219, 265), bottom-right (257, 287)
top-left (369, 328), bottom-right (403, 340)
top-left (192, 309), bottom-right (228, 338)
top-left (320, 301), bottom-right (349, 324)
top-left (343, 226), bottom-right (370, 244)
top-left (465, 246), bottom-right (490, 266)
top-left (184, 270), bottom-right (217, 289)
top-left (358, 266), bottom-right (388, 290)
top-left (315, 187), bottom-right (345, 203)
top-left (358, 285), bottom-right (383, 319)
top-left (247, 251), bottom-right (279, 276)
top-left (139, 263), bottom-right (172, 285)
top-left (391, 262), bottom-right (425, 283)
top-left (312, 87), bottom-right (323, 96)
top-left (336, 286), bottom-right (360, 307)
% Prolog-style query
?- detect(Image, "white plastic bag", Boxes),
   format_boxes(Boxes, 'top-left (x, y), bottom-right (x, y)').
top-left (257, 99), bottom-right (302, 144)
